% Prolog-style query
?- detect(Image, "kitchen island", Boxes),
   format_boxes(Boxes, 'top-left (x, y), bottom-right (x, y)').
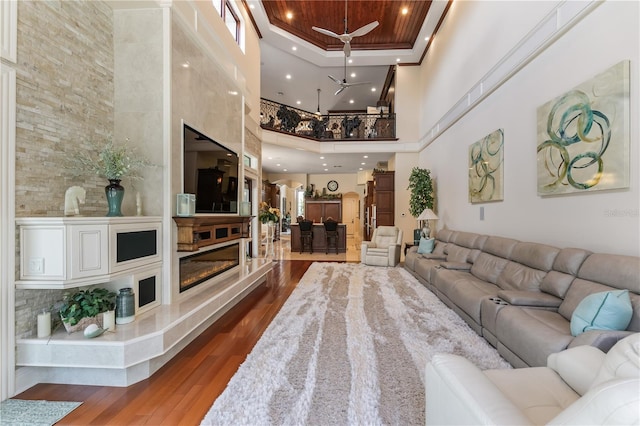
top-left (290, 223), bottom-right (347, 253)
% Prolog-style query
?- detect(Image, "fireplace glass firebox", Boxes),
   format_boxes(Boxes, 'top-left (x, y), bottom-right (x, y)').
top-left (179, 243), bottom-right (239, 292)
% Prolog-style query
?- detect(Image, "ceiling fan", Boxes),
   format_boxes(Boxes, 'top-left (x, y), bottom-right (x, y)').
top-left (328, 56), bottom-right (370, 95)
top-left (312, 0), bottom-right (379, 58)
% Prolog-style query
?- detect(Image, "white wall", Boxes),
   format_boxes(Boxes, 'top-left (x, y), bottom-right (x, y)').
top-left (417, 0), bottom-right (639, 256)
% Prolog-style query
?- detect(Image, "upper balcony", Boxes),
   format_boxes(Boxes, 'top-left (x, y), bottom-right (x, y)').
top-left (260, 98), bottom-right (396, 141)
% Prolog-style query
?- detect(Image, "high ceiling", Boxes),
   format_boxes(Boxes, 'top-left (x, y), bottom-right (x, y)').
top-left (260, 0), bottom-right (433, 54)
top-left (245, 0), bottom-right (451, 174)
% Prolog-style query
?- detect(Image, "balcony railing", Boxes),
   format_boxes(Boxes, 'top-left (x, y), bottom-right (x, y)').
top-left (260, 98), bottom-right (396, 141)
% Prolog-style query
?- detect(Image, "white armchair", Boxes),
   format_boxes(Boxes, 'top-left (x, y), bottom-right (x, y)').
top-left (425, 333), bottom-right (640, 425)
top-left (361, 226), bottom-right (403, 266)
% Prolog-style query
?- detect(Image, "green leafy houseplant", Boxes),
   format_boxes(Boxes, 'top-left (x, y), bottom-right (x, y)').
top-left (408, 167), bottom-right (434, 217)
top-left (68, 137), bottom-right (151, 181)
top-left (59, 288), bottom-right (116, 327)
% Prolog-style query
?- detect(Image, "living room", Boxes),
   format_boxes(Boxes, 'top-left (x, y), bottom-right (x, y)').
top-left (1, 0), bottom-right (638, 422)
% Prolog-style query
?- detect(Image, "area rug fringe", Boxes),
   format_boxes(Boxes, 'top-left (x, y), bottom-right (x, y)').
top-left (201, 263), bottom-right (510, 425)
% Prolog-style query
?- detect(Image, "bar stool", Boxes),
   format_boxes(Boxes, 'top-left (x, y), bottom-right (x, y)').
top-left (323, 218), bottom-right (339, 254)
top-left (299, 220), bottom-right (313, 254)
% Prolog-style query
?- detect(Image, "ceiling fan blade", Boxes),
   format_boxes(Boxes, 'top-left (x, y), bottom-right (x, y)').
top-left (343, 41), bottom-right (351, 57)
top-left (349, 21), bottom-right (379, 38)
top-left (328, 75), bottom-right (342, 84)
top-left (312, 26), bottom-right (341, 39)
top-left (345, 81), bottom-right (371, 87)
top-left (334, 86), bottom-right (346, 96)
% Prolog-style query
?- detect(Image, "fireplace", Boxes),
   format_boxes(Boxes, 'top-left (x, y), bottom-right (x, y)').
top-left (179, 243), bottom-right (240, 292)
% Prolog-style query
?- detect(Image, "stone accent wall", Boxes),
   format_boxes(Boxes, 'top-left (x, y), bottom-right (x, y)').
top-left (14, 1), bottom-right (114, 338)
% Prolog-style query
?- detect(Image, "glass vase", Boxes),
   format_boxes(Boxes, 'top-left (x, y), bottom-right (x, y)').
top-left (105, 179), bottom-right (124, 217)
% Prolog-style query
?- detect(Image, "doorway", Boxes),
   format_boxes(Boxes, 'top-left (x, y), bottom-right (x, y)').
top-left (342, 192), bottom-right (360, 238)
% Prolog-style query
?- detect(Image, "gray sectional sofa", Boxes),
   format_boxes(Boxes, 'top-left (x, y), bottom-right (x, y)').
top-left (405, 229), bottom-right (640, 367)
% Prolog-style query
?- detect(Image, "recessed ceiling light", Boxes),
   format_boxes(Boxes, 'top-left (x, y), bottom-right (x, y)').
top-left (286, 11), bottom-right (293, 19)
top-left (396, 58), bottom-right (401, 62)
top-left (425, 36), bottom-right (430, 41)
top-left (276, 163), bottom-right (281, 166)
top-left (182, 61), bottom-right (190, 68)
top-left (292, 46), bottom-right (297, 51)
top-left (286, 74), bottom-right (292, 79)
top-left (283, 169), bottom-right (288, 171)
top-left (350, 72), bottom-right (356, 78)
top-left (349, 99), bottom-right (354, 104)
top-left (249, 4), bottom-right (255, 9)
top-left (296, 100), bottom-right (301, 105)
top-left (324, 169), bottom-right (328, 171)
top-left (268, 157), bottom-right (273, 160)
top-left (320, 156), bottom-right (325, 159)
top-left (359, 167), bottom-right (363, 171)
top-left (401, 7), bottom-right (408, 15)
top-left (361, 162), bottom-right (366, 165)
top-left (363, 155), bottom-right (368, 158)
top-left (348, 59), bottom-right (353, 64)
top-left (322, 163), bottom-right (327, 166)
top-left (371, 87), bottom-right (376, 92)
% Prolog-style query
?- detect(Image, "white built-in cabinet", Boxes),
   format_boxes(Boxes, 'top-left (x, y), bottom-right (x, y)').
top-left (16, 217), bottom-right (162, 290)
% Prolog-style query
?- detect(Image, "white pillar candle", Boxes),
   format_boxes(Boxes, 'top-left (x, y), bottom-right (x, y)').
top-left (37, 312), bottom-right (51, 338)
top-left (103, 310), bottom-right (116, 332)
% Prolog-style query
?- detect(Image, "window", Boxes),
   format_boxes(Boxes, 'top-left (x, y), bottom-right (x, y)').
top-left (223, 0), bottom-right (240, 44)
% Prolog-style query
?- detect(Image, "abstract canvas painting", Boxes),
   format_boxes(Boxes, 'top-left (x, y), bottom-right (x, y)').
top-left (537, 60), bottom-right (630, 195)
top-left (469, 129), bottom-right (504, 203)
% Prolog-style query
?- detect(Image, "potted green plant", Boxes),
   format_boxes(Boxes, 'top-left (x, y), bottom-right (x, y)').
top-left (408, 167), bottom-right (435, 243)
top-left (59, 288), bottom-right (116, 333)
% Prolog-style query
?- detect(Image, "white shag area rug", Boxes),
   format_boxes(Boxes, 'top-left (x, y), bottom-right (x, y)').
top-left (201, 262), bottom-right (511, 425)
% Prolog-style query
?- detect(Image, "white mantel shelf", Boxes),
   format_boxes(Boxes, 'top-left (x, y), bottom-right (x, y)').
top-left (16, 258), bottom-right (272, 388)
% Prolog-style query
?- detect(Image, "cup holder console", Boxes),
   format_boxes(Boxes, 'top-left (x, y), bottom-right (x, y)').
top-left (489, 297), bottom-right (508, 305)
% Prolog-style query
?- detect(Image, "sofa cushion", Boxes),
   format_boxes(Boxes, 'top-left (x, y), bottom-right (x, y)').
top-left (435, 228), bottom-right (455, 243)
top-left (591, 333), bottom-right (640, 387)
top-left (496, 262), bottom-right (547, 291)
top-left (552, 247), bottom-right (591, 276)
top-left (497, 307), bottom-right (574, 367)
top-left (446, 244), bottom-right (471, 263)
top-left (484, 367), bottom-right (579, 425)
top-left (570, 290), bottom-right (633, 336)
top-left (577, 253), bottom-right (640, 294)
top-left (540, 271), bottom-right (576, 299)
top-left (481, 236), bottom-right (519, 259)
top-left (510, 242), bottom-right (560, 272)
top-left (450, 231), bottom-right (485, 249)
top-left (470, 252), bottom-right (508, 284)
top-left (417, 237), bottom-right (434, 254)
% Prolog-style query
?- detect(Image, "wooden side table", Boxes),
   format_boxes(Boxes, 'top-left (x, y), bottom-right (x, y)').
top-left (404, 242), bottom-right (416, 256)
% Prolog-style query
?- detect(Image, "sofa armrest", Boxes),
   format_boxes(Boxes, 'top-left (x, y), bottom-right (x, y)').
top-left (497, 290), bottom-right (562, 308)
top-left (548, 379), bottom-right (640, 425)
top-left (439, 261), bottom-right (472, 271)
top-left (568, 329), bottom-right (634, 353)
top-left (425, 354), bottom-right (532, 425)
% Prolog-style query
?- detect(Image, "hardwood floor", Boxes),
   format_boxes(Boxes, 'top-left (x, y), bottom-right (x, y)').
top-left (14, 260), bottom-right (317, 425)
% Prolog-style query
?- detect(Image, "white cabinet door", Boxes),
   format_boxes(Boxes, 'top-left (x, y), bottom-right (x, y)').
top-left (70, 225), bottom-right (108, 279)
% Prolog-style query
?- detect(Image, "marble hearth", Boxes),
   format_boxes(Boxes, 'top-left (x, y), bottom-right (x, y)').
top-left (15, 258), bottom-right (271, 390)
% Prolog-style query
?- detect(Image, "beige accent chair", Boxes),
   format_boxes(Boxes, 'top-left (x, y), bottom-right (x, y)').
top-left (425, 333), bottom-right (640, 425)
top-left (361, 226), bottom-right (403, 267)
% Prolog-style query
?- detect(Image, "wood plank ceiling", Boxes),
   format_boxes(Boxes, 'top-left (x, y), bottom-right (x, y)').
top-left (261, 0), bottom-right (433, 53)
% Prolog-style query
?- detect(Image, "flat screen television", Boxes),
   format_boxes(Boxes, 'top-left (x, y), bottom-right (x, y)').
top-left (183, 124), bottom-right (239, 214)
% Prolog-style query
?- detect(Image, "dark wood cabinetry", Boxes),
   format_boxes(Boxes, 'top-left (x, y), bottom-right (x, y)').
top-left (304, 199), bottom-right (342, 223)
top-left (364, 171), bottom-right (394, 241)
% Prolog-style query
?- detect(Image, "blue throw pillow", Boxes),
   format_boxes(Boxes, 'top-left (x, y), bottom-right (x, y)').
top-left (570, 290), bottom-right (633, 337)
top-left (417, 237), bottom-right (435, 254)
